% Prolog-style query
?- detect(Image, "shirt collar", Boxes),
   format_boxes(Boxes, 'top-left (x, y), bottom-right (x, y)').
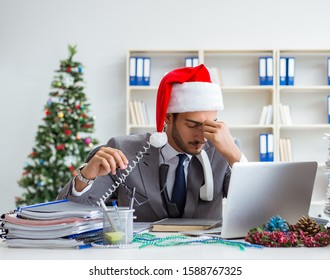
top-left (161, 143), bottom-right (192, 164)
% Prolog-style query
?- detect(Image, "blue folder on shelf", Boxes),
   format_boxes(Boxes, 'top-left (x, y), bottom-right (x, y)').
top-left (279, 57), bottom-right (287, 85)
top-left (266, 56), bottom-right (273, 85)
top-left (287, 57), bottom-right (295, 86)
top-left (259, 57), bottom-right (267, 85)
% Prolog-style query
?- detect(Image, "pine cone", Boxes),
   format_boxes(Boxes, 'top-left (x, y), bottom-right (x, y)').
top-left (295, 216), bottom-right (320, 236)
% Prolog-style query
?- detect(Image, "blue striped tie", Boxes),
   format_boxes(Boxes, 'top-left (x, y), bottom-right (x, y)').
top-left (171, 154), bottom-right (187, 217)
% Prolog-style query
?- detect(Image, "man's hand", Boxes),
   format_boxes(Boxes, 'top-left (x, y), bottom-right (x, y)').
top-left (75, 147), bottom-right (128, 192)
top-left (203, 120), bottom-right (242, 166)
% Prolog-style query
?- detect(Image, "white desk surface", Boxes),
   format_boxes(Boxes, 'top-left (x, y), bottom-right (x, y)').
top-left (1, 239), bottom-right (329, 260)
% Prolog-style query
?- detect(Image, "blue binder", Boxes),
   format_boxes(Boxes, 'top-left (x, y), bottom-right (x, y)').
top-left (267, 134), bottom-right (274, 161)
top-left (129, 57), bottom-right (137, 86)
top-left (259, 134), bottom-right (268, 161)
top-left (185, 57), bottom-right (193, 67)
top-left (279, 57), bottom-right (287, 86)
top-left (328, 58), bottom-right (330, 86)
top-left (192, 57), bottom-right (199, 67)
top-left (328, 95), bottom-right (330, 124)
top-left (136, 57), bottom-right (144, 86)
top-left (266, 56), bottom-right (273, 85)
top-left (287, 57), bottom-right (295, 86)
top-left (143, 57), bottom-right (151, 86)
top-left (259, 57), bottom-right (267, 85)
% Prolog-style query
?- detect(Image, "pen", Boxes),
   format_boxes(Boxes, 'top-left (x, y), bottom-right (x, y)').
top-left (100, 199), bottom-right (118, 231)
top-left (129, 187), bottom-right (136, 210)
top-left (112, 201), bottom-right (123, 230)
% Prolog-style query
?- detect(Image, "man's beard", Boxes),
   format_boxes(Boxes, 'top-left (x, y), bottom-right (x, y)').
top-left (171, 122), bottom-right (206, 155)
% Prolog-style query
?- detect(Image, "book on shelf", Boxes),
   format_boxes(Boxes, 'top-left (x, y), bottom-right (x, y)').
top-left (130, 100), bottom-right (150, 125)
top-left (129, 56), bottom-right (151, 86)
top-left (259, 105), bottom-right (273, 125)
top-left (150, 218), bottom-right (222, 232)
top-left (279, 103), bottom-right (292, 125)
top-left (129, 100), bottom-right (137, 125)
top-left (279, 138), bottom-right (293, 162)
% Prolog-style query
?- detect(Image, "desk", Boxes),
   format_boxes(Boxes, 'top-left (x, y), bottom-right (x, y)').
top-left (1, 239), bottom-right (329, 260)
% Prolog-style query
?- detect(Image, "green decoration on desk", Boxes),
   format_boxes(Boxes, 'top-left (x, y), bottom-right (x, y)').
top-left (16, 45), bottom-right (99, 206)
top-left (132, 233), bottom-right (263, 251)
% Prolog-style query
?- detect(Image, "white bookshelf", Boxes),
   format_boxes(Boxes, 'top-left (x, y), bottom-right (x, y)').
top-left (276, 50), bottom-right (330, 165)
top-left (126, 49), bottom-right (330, 165)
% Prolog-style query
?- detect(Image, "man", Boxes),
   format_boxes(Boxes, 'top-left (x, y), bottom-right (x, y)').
top-left (57, 64), bottom-right (247, 222)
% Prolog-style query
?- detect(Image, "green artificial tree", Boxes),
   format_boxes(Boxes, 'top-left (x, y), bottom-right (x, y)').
top-left (17, 45), bottom-right (99, 207)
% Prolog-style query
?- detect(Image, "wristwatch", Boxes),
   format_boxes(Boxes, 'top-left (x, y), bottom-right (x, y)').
top-left (75, 163), bottom-right (95, 184)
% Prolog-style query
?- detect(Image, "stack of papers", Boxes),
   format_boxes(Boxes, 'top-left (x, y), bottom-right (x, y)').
top-left (1, 200), bottom-right (104, 249)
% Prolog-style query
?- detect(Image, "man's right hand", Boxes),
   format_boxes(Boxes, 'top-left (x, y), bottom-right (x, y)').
top-left (75, 147), bottom-right (129, 192)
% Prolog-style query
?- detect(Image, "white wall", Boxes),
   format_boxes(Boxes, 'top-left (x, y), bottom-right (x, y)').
top-left (1, 0), bottom-right (329, 214)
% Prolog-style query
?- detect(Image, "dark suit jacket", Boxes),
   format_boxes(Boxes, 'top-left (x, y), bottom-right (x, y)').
top-left (57, 133), bottom-right (237, 222)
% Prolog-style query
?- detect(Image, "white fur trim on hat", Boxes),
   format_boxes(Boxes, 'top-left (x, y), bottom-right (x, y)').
top-left (149, 132), bottom-right (168, 148)
top-left (167, 82), bottom-right (224, 113)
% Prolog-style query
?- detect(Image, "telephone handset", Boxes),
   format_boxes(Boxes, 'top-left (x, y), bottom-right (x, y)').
top-left (96, 141), bottom-right (152, 207)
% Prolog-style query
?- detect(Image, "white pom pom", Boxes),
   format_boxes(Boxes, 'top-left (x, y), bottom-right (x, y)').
top-left (149, 132), bottom-right (167, 148)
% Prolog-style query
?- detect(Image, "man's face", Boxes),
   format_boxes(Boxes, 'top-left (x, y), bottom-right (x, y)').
top-left (165, 111), bottom-right (217, 155)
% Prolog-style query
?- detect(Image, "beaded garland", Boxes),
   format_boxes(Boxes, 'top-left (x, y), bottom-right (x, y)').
top-left (91, 233), bottom-right (263, 250)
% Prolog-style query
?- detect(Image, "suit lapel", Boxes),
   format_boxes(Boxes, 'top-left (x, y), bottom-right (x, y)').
top-left (137, 146), bottom-right (168, 219)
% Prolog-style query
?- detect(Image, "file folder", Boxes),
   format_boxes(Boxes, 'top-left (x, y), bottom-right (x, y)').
top-left (328, 95), bottom-right (330, 124)
top-left (259, 134), bottom-right (268, 161)
top-left (192, 57), bottom-right (199, 67)
top-left (266, 56), bottom-right (273, 85)
top-left (136, 57), bottom-right (144, 86)
top-left (185, 57), bottom-right (193, 67)
top-left (129, 57), bottom-right (137, 86)
top-left (279, 57), bottom-right (287, 85)
top-left (259, 57), bottom-right (267, 85)
top-left (267, 134), bottom-right (274, 161)
top-left (328, 58), bottom-right (330, 86)
top-left (143, 57), bottom-right (151, 86)
top-left (287, 57), bottom-right (295, 86)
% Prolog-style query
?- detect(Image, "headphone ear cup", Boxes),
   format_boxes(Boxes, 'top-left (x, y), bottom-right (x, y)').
top-left (196, 150), bottom-right (214, 201)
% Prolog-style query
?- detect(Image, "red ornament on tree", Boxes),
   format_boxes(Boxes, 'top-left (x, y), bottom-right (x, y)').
top-left (64, 129), bottom-right (71, 136)
top-left (56, 144), bottom-right (65, 150)
top-left (66, 67), bottom-right (71, 73)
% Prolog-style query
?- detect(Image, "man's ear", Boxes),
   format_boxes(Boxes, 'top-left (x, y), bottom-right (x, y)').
top-left (165, 113), bottom-right (172, 125)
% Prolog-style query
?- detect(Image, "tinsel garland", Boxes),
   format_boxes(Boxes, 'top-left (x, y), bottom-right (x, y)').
top-left (245, 216), bottom-right (330, 247)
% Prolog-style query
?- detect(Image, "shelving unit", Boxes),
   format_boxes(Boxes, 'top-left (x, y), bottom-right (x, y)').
top-left (126, 49), bottom-right (330, 165)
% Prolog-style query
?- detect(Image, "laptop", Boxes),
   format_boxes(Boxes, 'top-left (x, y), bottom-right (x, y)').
top-left (218, 161), bottom-right (318, 238)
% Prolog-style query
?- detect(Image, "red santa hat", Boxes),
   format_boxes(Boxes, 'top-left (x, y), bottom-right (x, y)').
top-left (149, 64), bottom-right (224, 148)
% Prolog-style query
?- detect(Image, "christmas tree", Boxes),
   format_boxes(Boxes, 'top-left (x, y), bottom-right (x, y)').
top-left (17, 45), bottom-right (99, 206)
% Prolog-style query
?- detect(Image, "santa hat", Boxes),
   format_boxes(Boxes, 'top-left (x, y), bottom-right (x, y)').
top-left (149, 64), bottom-right (224, 201)
top-left (149, 64), bottom-right (224, 148)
